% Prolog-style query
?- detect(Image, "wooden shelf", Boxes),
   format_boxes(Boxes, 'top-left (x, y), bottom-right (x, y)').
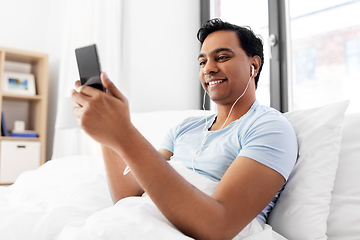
top-left (2, 93), bottom-right (42, 101)
top-left (0, 136), bottom-right (41, 141)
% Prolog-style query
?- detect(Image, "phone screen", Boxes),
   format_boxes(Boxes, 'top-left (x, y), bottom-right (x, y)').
top-left (75, 44), bottom-right (105, 92)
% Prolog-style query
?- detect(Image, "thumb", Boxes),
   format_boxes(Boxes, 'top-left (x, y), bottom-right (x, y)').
top-left (101, 72), bottom-right (126, 101)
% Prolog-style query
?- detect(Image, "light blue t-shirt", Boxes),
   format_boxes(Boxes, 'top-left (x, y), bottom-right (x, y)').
top-left (159, 100), bottom-right (298, 225)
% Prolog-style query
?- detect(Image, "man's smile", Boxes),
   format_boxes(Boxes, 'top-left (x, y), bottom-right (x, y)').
top-left (206, 78), bottom-right (227, 87)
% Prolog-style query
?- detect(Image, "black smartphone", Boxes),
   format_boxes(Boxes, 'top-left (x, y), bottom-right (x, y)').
top-left (75, 44), bottom-right (105, 92)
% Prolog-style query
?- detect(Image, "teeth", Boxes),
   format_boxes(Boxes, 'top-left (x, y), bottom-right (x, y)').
top-left (208, 80), bottom-right (224, 86)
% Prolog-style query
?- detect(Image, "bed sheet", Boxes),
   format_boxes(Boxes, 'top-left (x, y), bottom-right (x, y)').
top-left (0, 156), bottom-right (286, 240)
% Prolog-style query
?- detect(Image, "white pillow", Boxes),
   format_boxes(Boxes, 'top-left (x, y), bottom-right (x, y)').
top-left (267, 100), bottom-right (349, 240)
top-left (327, 112), bottom-right (360, 239)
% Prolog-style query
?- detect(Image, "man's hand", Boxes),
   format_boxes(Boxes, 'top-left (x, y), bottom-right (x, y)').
top-left (71, 73), bottom-right (132, 148)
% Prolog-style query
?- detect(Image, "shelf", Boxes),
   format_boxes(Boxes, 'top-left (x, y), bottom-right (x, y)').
top-left (1, 47), bottom-right (46, 64)
top-left (0, 136), bottom-right (40, 141)
top-left (2, 93), bottom-right (42, 101)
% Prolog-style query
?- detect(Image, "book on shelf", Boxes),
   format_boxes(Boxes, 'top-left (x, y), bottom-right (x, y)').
top-left (1, 112), bottom-right (9, 136)
top-left (10, 130), bottom-right (38, 138)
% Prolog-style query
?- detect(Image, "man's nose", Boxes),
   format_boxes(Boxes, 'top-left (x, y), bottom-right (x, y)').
top-left (203, 60), bottom-right (219, 75)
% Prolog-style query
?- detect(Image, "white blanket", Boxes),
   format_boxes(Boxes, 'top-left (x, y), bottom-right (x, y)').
top-left (0, 156), bottom-right (285, 240)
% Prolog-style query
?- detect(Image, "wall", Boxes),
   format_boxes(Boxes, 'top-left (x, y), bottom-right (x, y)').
top-left (0, 0), bottom-right (201, 160)
top-left (0, 0), bottom-right (49, 52)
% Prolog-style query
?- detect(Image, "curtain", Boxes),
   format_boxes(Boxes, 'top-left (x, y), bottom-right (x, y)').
top-left (52, 0), bottom-right (122, 159)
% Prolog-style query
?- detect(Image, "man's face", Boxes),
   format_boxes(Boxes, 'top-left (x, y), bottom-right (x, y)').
top-left (198, 30), bottom-right (253, 105)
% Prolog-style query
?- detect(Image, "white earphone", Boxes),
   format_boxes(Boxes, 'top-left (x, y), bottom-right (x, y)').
top-left (194, 64), bottom-right (255, 172)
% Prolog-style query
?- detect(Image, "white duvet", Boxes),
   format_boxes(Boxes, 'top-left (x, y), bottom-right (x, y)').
top-left (0, 156), bottom-right (286, 240)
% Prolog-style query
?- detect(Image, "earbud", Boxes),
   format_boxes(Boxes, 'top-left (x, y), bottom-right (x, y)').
top-left (251, 65), bottom-right (255, 77)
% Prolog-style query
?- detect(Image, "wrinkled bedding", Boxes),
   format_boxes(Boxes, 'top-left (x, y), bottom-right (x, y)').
top-left (0, 156), bottom-right (285, 240)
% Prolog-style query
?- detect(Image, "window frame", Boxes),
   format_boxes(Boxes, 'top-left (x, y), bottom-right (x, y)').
top-left (200, 0), bottom-right (211, 110)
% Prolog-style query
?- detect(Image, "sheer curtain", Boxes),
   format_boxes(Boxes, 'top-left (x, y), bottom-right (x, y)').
top-left (52, 0), bottom-right (122, 159)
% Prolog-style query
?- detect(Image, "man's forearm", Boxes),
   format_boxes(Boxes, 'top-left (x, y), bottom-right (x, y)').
top-left (101, 146), bottom-right (144, 203)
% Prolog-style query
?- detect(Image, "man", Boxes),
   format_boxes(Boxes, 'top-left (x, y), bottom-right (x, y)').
top-left (72, 18), bottom-right (297, 240)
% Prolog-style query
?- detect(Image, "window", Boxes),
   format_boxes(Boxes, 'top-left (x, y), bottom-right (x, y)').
top-left (345, 38), bottom-right (360, 78)
top-left (294, 48), bottom-right (317, 83)
top-left (289, 0), bottom-right (360, 112)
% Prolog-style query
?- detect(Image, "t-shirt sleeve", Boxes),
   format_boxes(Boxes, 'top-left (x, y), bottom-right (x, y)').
top-left (159, 124), bottom-right (177, 153)
top-left (238, 113), bottom-right (298, 181)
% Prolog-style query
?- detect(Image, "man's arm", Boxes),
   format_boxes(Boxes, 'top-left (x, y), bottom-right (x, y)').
top-left (158, 149), bottom-right (173, 160)
top-left (101, 147), bottom-right (173, 203)
top-left (74, 78), bottom-right (175, 203)
top-left (101, 146), bottom-right (144, 202)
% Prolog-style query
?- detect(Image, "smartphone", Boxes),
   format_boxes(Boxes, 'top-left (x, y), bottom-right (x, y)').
top-left (75, 44), bottom-right (105, 92)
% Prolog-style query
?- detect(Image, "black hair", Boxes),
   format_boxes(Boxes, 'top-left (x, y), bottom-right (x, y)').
top-left (197, 18), bottom-right (264, 88)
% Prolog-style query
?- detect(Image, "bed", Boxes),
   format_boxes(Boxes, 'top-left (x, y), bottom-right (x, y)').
top-left (0, 100), bottom-right (359, 240)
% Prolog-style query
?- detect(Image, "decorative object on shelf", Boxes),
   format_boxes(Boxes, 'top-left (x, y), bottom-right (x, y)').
top-left (2, 72), bottom-right (36, 96)
top-left (14, 120), bottom-right (25, 132)
top-left (1, 112), bottom-right (8, 136)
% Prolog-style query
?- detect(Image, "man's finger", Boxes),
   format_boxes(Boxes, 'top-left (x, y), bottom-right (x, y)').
top-left (71, 88), bottom-right (88, 107)
top-left (101, 72), bottom-right (127, 101)
top-left (75, 80), bottom-right (81, 89)
top-left (72, 104), bottom-right (84, 118)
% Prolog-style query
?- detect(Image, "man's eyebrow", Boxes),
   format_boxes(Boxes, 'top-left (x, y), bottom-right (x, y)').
top-left (198, 48), bottom-right (235, 59)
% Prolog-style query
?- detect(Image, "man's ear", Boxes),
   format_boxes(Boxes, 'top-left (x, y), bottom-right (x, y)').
top-left (251, 55), bottom-right (261, 77)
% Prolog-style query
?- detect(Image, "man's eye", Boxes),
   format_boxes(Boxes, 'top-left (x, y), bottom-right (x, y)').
top-left (217, 56), bottom-right (229, 61)
top-left (199, 61), bottom-right (206, 66)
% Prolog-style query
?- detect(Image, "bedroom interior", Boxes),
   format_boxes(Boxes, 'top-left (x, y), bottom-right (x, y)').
top-left (0, 0), bottom-right (359, 239)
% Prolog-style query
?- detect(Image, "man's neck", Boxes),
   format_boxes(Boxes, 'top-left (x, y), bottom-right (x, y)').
top-left (210, 97), bottom-right (256, 131)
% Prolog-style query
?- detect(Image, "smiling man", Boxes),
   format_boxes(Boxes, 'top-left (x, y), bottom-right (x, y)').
top-left (72, 18), bottom-right (298, 240)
